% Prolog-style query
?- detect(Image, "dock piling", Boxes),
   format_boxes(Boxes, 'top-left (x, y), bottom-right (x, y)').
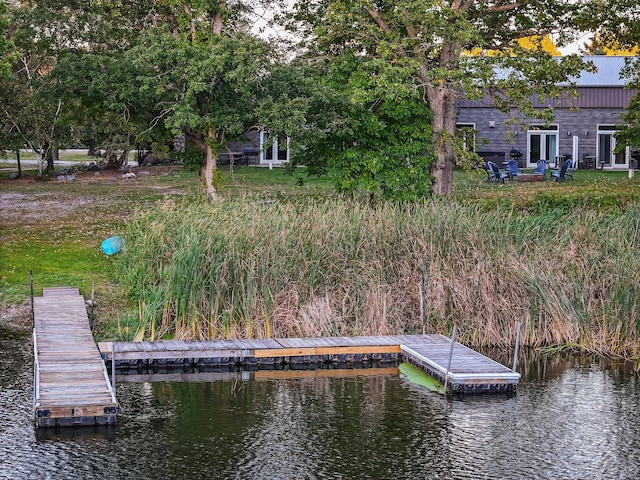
top-left (30, 270), bottom-right (34, 329)
top-left (420, 257), bottom-right (426, 334)
top-left (444, 325), bottom-right (457, 392)
top-left (111, 342), bottom-right (116, 398)
top-left (512, 322), bottom-right (521, 372)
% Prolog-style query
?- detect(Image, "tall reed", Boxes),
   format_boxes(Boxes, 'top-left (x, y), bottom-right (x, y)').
top-left (117, 197), bottom-right (640, 357)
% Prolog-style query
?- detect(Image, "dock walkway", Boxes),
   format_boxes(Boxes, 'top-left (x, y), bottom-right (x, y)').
top-left (31, 285), bottom-right (519, 430)
top-left (33, 287), bottom-right (117, 427)
top-left (99, 334), bottom-right (520, 394)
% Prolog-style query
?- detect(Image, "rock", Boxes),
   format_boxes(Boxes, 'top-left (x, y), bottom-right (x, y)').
top-left (121, 172), bottom-right (136, 179)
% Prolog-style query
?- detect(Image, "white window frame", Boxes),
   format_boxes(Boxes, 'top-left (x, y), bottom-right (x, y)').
top-left (260, 131), bottom-right (290, 164)
top-left (527, 124), bottom-right (559, 167)
top-left (456, 123), bottom-right (476, 152)
top-left (597, 125), bottom-right (628, 169)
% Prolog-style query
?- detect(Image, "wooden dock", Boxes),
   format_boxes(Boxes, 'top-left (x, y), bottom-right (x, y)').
top-left (33, 287), bottom-right (117, 427)
top-left (402, 341), bottom-right (520, 393)
top-left (30, 284), bottom-right (519, 430)
top-left (99, 333), bottom-right (520, 394)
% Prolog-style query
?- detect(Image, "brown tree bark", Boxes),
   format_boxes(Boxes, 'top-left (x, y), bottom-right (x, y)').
top-left (423, 40), bottom-right (461, 196)
top-left (201, 127), bottom-right (218, 200)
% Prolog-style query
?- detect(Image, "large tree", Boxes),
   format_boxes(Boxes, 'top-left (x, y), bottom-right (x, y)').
top-left (1, 0), bottom-right (125, 172)
top-left (127, 1), bottom-right (277, 199)
top-left (286, 0), bottom-right (598, 196)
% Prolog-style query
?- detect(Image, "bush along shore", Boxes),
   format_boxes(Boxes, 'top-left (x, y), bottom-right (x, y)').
top-left (116, 197), bottom-right (640, 362)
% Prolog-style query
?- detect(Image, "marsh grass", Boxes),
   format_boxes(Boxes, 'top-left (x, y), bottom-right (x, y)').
top-left (119, 197), bottom-right (640, 357)
top-left (4, 165), bottom-right (640, 361)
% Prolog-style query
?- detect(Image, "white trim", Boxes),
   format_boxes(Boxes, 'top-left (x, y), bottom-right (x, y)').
top-left (259, 131), bottom-right (290, 165)
top-left (527, 125), bottom-right (559, 167)
top-left (596, 125), bottom-right (628, 169)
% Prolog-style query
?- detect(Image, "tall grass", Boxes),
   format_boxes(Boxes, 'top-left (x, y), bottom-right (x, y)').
top-left (117, 197), bottom-right (640, 357)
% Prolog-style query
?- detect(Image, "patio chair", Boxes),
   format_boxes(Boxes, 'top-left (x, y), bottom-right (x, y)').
top-left (486, 161), bottom-right (508, 184)
top-left (565, 157), bottom-right (577, 180)
top-left (551, 159), bottom-right (571, 182)
top-left (531, 159), bottom-right (548, 176)
top-left (506, 159), bottom-right (522, 180)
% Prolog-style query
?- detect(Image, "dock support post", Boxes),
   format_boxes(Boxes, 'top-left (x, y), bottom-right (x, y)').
top-left (444, 325), bottom-right (457, 392)
top-left (512, 322), bottom-right (521, 372)
top-left (30, 270), bottom-right (35, 329)
top-left (420, 257), bottom-right (426, 334)
top-left (111, 343), bottom-right (116, 398)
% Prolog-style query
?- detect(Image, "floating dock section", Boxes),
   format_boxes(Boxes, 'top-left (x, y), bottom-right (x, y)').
top-left (33, 287), bottom-right (117, 427)
top-left (99, 334), bottom-right (520, 394)
top-left (401, 341), bottom-right (520, 393)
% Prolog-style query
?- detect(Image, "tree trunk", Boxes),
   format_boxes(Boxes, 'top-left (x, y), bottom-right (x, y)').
top-left (45, 145), bottom-right (57, 174)
top-left (104, 149), bottom-right (128, 170)
top-left (212, 3), bottom-right (224, 35)
top-left (424, 42), bottom-right (461, 197)
top-left (427, 88), bottom-right (457, 196)
top-left (200, 127), bottom-right (218, 201)
top-left (16, 149), bottom-right (22, 177)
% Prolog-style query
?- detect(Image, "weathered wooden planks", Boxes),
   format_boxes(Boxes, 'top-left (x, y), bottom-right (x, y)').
top-left (33, 288), bottom-right (117, 428)
top-left (98, 333), bottom-right (519, 394)
top-left (402, 340), bottom-right (520, 394)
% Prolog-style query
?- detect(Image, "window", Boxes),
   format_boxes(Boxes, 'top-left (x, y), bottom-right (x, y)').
top-left (260, 131), bottom-right (289, 163)
top-left (527, 125), bottom-right (558, 166)
top-left (456, 123), bottom-right (476, 151)
top-left (597, 125), bottom-right (626, 168)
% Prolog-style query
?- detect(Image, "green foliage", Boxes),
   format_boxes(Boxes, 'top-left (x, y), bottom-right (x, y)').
top-left (258, 55), bottom-right (434, 202)
top-left (286, 0), bottom-right (605, 196)
top-left (133, 30), bottom-right (271, 143)
top-left (0, 1), bottom-right (16, 79)
top-left (177, 141), bottom-right (206, 172)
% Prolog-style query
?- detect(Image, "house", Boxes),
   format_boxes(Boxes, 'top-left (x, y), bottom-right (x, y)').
top-left (220, 130), bottom-right (289, 166)
top-left (456, 56), bottom-right (637, 170)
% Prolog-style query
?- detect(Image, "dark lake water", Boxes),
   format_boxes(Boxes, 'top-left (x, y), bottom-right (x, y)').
top-left (2, 327), bottom-right (640, 480)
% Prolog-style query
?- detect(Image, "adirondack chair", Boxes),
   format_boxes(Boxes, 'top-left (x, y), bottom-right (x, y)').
top-left (486, 161), bottom-right (508, 184)
top-left (505, 159), bottom-right (522, 180)
top-left (531, 159), bottom-right (548, 176)
top-left (551, 159), bottom-right (572, 182)
top-left (565, 157), bottom-right (577, 180)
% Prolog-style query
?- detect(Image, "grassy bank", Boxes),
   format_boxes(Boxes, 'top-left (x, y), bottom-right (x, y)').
top-left (117, 196), bottom-right (640, 358)
top-left (0, 167), bottom-right (199, 322)
top-left (3, 165), bottom-right (640, 361)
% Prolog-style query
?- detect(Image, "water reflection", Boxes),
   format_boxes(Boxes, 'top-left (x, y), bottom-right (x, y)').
top-left (1, 328), bottom-right (639, 480)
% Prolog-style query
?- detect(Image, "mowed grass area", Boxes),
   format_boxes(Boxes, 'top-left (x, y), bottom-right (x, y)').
top-left (0, 167), bottom-right (199, 318)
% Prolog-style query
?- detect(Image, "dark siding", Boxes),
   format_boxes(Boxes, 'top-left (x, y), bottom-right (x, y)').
top-left (456, 107), bottom-right (625, 166)
top-left (460, 87), bottom-right (635, 109)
